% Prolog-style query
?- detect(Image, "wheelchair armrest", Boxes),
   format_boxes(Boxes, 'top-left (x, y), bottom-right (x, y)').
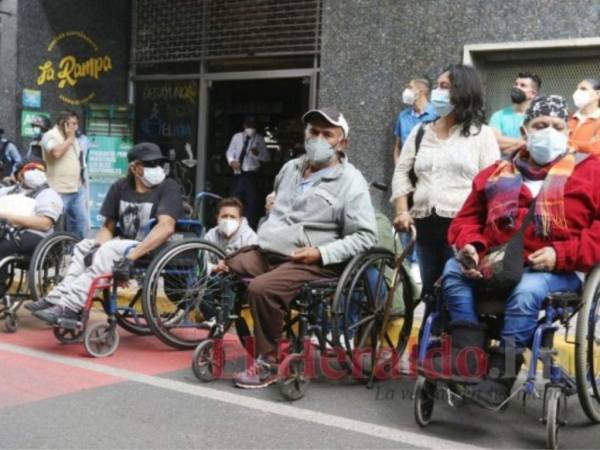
top-left (543, 292), bottom-right (581, 308)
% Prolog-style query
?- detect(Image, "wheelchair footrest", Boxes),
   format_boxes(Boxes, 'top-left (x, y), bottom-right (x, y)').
top-left (56, 318), bottom-right (83, 330)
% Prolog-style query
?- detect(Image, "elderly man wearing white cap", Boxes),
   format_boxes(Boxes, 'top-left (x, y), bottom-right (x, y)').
top-left (223, 107), bottom-right (378, 389)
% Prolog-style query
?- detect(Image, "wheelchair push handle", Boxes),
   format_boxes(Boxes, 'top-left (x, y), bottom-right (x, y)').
top-left (369, 181), bottom-right (388, 192)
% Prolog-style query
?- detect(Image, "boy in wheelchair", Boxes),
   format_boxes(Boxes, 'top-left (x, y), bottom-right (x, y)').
top-left (28, 142), bottom-right (183, 324)
top-left (0, 158), bottom-right (62, 298)
top-left (431, 95), bottom-right (600, 407)
top-left (220, 107), bottom-right (378, 389)
top-left (204, 197), bottom-right (258, 254)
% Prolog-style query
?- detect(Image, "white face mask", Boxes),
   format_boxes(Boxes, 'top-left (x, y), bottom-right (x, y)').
top-left (573, 89), bottom-right (594, 110)
top-left (218, 218), bottom-right (240, 237)
top-left (244, 128), bottom-right (256, 137)
top-left (402, 88), bottom-right (417, 106)
top-left (23, 169), bottom-right (47, 188)
top-left (32, 126), bottom-right (42, 136)
top-left (140, 166), bottom-right (166, 187)
top-left (527, 127), bottom-right (568, 166)
top-left (430, 88), bottom-right (454, 117)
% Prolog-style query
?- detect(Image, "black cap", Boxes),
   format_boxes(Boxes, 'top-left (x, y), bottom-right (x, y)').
top-left (127, 142), bottom-right (166, 163)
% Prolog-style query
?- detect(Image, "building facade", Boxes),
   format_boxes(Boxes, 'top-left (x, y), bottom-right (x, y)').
top-left (1, 0), bottom-right (599, 209)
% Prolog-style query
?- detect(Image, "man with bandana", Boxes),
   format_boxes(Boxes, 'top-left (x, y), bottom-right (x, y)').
top-left (429, 95), bottom-right (600, 407)
top-left (0, 158), bottom-right (62, 300)
top-left (221, 108), bottom-right (378, 389)
top-left (490, 72), bottom-right (541, 154)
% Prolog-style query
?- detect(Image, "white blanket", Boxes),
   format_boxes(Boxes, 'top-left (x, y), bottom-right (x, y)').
top-left (0, 194), bottom-right (36, 216)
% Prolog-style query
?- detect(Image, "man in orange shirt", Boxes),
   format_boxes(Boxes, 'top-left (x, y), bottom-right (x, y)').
top-left (568, 78), bottom-right (600, 155)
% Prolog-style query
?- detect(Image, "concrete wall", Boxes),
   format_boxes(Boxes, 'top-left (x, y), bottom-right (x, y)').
top-left (319, 0), bottom-right (600, 207)
top-left (7, 0), bottom-right (130, 147)
top-left (0, 0), bottom-right (19, 139)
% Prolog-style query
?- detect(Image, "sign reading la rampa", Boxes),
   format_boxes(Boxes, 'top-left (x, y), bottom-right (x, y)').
top-left (37, 31), bottom-right (112, 105)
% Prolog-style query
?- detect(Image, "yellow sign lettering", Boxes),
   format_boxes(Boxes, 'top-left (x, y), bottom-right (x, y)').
top-left (37, 61), bottom-right (55, 85)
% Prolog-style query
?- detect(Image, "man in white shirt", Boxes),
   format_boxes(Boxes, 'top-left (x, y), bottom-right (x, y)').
top-left (226, 116), bottom-right (270, 228)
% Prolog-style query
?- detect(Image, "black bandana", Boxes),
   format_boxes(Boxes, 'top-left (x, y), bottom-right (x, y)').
top-left (524, 95), bottom-right (568, 124)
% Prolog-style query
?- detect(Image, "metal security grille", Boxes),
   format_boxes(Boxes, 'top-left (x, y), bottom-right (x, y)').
top-left (133, 0), bottom-right (322, 64)
top-left (479, 54), bottom-right (600, 119)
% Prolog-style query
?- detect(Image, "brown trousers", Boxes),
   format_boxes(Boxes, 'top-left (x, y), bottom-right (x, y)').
top-left (226, 247), bottom-right (343, 356)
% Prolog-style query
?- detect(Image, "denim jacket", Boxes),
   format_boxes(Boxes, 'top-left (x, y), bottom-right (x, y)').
top-left (257, 155), bottom-right (377, 265)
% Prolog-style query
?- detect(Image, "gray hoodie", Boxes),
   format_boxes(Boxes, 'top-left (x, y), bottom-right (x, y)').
top-left (257, 155), bottom-right (378, 265)
top-left (204, 217), bottom-right (258, 254)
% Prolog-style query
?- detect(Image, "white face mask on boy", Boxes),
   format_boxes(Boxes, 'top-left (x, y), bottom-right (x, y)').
top-left (218, 218), bottom-right (240, 237)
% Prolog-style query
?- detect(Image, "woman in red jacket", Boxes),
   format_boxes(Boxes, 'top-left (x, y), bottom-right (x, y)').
top-left (439, 95), bottom-right (600, 407)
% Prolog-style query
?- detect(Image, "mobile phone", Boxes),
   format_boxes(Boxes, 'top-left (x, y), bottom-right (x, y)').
top-left (458, 253), bottom-right (477, 270)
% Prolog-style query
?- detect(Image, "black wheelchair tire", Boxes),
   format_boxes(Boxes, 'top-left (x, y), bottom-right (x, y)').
top-left (331, 247), bottom-right (414, 377)
top-left (142, 239), bottom-right (227, 350)
top-left (575, 264), bottom-right (600, 423)
top-left (28, 232), bottom-right (80, 303)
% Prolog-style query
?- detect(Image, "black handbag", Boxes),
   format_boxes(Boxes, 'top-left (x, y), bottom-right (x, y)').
top-left (476, 198), bottom-right (537, 303)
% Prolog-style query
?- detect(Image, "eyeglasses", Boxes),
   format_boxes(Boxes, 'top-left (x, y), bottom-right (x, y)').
top-left (141, 160), bottom-right (165, 168)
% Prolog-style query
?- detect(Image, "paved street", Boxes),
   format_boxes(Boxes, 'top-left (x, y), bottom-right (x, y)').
top-left (1, 310), bottom-right (598, 449)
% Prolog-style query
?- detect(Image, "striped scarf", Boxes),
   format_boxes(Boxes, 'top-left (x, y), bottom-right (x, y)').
top-left (484, 149), bottom-right (576, 238)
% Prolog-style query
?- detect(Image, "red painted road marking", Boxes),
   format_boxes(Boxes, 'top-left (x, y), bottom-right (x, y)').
top-left (0, 350), bottom-right (122, 410)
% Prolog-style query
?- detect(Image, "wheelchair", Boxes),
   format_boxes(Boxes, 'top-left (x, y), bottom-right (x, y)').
top-left (0, 225), bottom-right (79, 333)
top-left (138, 219), bottom-right (416, 398)
top-left (412, 266), bottom-right (600, 449)
top-left (49, 194), bottom-right (212, 357)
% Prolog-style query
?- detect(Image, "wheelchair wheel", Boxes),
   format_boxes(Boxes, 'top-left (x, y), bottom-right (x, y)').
top-left (28, 232), bottom-right (79, 303)
top-left (115, 290), bottom-right (152, 336)
top-left (545, 387), bottom-right (566, 450)
top-left (53, 326), bottom-right (83, 344)
top-left (413, 376), bottom-right (436, 427)
top-left (332, 248), bottom-right (414, 376)
top-left (192, 339), bottom-right (223, 382)
top-left (278, 352), bottom-right (309, 401)
top-left (142, 239), bottom-right (228, 349)
top-left (83, 322), bottom-right (120, 358)
top-left (575, 265), bottom-right (600, 423)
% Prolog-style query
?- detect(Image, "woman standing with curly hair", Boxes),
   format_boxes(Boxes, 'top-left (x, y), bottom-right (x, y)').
top-left (391, 64), bottom-right (500, 310)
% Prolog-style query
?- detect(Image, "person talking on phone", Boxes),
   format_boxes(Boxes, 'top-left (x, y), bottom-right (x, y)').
top-left (41, 110), bottom-right (89, 239)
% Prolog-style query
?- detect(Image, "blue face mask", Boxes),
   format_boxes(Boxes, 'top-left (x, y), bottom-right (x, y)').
top-left (526, 127), bottom-right (568, 166)
top-left (431, 88), bottom-right (454, 117)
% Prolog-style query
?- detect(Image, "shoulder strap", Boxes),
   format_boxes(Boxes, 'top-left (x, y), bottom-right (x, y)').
top-left (408, 124), bottom-right (426, 188)
top-left (414, 124), bottom-right (425, 156)
top-left (517, 196), bottom-right (538, 235)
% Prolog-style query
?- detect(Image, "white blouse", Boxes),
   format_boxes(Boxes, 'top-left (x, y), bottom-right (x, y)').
top-left (391, 122), bottom-right (500, 219)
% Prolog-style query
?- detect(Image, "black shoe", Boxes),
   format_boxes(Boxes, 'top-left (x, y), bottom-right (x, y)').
top-left (463, 347), bottom-right (525, 407)
top-left (24, 298), bottom-right (54, 312)
top-left (33, 305), bottom-right (80, 325)
top-left (422, 321), bottom-right (487, 384)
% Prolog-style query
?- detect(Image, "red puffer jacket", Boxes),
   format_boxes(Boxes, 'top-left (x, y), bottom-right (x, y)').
top-left (448, 155), bottom-right (600, 273)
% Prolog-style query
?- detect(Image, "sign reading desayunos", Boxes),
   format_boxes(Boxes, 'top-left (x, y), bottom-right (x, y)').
top-left (37, 31), bottom-right (112, 106)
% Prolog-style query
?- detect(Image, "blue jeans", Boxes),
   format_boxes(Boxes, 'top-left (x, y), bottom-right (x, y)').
top-left (61, 188), bottom-right (89, 239)
top-left (442, 258), bottom-right (582, 347)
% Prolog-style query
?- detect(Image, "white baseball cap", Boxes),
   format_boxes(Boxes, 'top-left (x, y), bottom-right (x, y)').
top-left (302, 107), bottom-right (350, 138)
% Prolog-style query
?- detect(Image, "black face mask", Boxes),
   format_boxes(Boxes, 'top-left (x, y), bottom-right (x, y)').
top-left (510, 87), bottom-right (527, 104)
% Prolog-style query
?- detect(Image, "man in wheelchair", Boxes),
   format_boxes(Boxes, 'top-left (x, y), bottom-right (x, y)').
top-left (0, 158), bottom-right (62, 298)
top-left (222, 107), bottom-right (378, 389)
top-left (434, 95), bottom-right (600, 407)
top-left (29, 142), bottom-right (183, 324)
